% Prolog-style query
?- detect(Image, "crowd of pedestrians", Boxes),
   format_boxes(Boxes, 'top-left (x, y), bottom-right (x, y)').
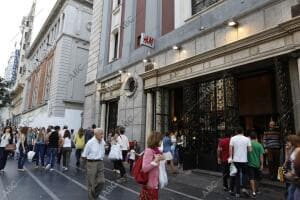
top-left (2, 121), bottom-right (300, 200)
top-left (217, 123), bottom-right (300, 199)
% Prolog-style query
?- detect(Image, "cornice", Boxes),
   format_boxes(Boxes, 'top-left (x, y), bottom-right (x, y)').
top-left (140, 16), bottom-right (300, 80)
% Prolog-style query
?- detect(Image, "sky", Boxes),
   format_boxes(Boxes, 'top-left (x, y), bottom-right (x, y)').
top-left (0, 0), bottom-right (57, 77)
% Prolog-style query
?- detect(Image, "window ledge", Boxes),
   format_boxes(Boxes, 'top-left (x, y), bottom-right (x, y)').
top-left (185, 0), bottom-right (225, 23)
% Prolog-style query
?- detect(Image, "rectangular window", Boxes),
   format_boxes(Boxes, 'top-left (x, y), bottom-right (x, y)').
top-left (162, 0), bottom-right (174, 35)
top-left (135, 0), bottom-right (146, 48)
top-left (192, 0), bottom-right (219, 15)
top-left (113, 32), bottom-right (119, 59)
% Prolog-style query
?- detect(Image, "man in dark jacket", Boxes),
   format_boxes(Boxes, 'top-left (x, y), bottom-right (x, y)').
top-left (45, 126), bottom-right (60, 171)
top-left (85, 124), bottom-right (96, 144)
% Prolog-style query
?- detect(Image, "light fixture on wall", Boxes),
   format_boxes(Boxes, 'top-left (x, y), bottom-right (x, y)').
top-left (172, 44), bottom-right (181, 51)
top-left (118, 70), bottom-right (123, 74)
top-left (228, 19), bottom-right (238, 27)
top-left (143, 58), bottom-right (151, 63)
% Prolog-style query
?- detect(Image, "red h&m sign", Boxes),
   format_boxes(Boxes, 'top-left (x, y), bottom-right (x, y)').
top-left (140, 33), bottom-right (155, 48)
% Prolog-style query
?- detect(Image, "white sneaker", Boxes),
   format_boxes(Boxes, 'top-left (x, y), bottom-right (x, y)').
top-left (50, 168), bottom-right (54, 171)
top-left (45, 164), bottom-right (51, 170)
top-left (64, 167), bottom-right (68, 171)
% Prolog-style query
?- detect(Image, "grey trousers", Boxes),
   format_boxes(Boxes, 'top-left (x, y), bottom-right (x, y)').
top-left (86, 160), bottom-right (105, 200)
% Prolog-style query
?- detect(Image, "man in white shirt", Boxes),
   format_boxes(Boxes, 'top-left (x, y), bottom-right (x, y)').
top-left (117, 126), bottom-right (129, 162)
top-left (81, 128), bottom-right (106, 200)
top-left (229, 127), bottom-right (252, 198)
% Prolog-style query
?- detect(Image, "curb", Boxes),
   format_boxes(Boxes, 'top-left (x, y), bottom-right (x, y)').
top-left (192, 169), bottom-right (285, 190)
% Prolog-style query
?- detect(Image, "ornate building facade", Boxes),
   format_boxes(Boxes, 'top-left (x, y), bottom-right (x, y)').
top-left (84, 0), bottom-right (300, 170)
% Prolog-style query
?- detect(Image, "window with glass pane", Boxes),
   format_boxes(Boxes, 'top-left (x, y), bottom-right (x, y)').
top-left (191, 0), bottom-right (220, 15)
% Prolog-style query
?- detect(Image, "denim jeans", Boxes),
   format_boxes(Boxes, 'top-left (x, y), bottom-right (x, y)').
top-left (221, 162), bottom-right (230, 189)
top-left (18, 147), bottom-right (26, 169)
top-left (35, 143), bottom-right (45, 166)
top-left (75, 149), bottom-right (83, 165)
top-left (62, 147), bottom-right (71, 168)
top-left (287, 184), bottom-right (296, 200)
top-left (232, 162), bottom-right (247, 195)
top-left (0, 147), bottom-right (8, 170)
top-left (47, 148), bottom-right (57, 168)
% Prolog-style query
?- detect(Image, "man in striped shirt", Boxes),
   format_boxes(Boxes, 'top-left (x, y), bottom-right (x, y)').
top-left (263, 120), bottom-right (281, 180)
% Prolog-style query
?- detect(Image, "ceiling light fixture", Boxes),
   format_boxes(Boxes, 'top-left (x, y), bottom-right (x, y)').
top-left (172, 45), bottom-right (181, 50)
top-left (228, 20), bottom-right (238, 27)
top-left (143, 58), bottom-right (150, 63)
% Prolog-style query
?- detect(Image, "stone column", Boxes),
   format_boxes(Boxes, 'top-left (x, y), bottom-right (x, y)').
top-left (155, 89), bottom-right (162, 132)
top-left (100, 102), bottom-right (106, 131)
top-left (145, 92), bottom-right (153, 145)
top-left (94, 91), bottom-right (101, 127)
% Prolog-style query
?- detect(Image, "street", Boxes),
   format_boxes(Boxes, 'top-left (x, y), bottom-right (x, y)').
top-left (0, 152), bottom-right (284, 200)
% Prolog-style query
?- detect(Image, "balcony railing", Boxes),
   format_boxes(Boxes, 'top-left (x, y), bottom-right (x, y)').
top-left (192, 0), bottom-right (220, 15)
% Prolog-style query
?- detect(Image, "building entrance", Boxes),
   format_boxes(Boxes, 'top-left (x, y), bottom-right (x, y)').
top-left (106, 100), bottom-right (118, 138)
top-left (169, 62), bottom-right (294, 171)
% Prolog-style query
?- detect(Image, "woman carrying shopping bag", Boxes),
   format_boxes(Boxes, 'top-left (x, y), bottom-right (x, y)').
top-left (108, 133), bottom-right (127, 182)
top-left (139, 131), bottom-right (165, 200)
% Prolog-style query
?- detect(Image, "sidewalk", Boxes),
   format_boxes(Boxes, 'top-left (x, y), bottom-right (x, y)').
top-left (192, 169), bottom-right (285, 190)
top-left (107, 159), bottom-right (285, 199)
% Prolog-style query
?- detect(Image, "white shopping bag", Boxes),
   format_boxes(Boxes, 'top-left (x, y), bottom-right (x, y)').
top-left (27, 151), bottom-right (36, 162)
top-left (230, 163), bottom-right (237, 176)
top-left (159, 160), bottom-right (168, 189)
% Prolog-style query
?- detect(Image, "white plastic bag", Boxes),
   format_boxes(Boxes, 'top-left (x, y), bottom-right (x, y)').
top-left (27, 151), bottom-right (36, 162)
top-left (159, 160), bottom-right (168, 189)
top-left (230, 163), bottom-right (237, 176)
top-left (108, 144), bottom-right (122, 160)
top-left (15, 141), bottom-right (20, 154)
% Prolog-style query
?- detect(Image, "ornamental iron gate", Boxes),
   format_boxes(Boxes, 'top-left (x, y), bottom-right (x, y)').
top-left (182, 75), bottom-right (239, 170)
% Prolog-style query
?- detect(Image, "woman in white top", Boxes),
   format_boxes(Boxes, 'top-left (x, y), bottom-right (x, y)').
top-left (62, 130), bottom-right (72, 171)
top-left (0, 126), bottom-right (13, 172)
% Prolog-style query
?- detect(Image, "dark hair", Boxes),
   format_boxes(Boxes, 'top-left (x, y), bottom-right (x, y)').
top-left (20, 127), bottom-right (28, 135)
top-left (224, 131), bottom-right (231, 138)
top-left (54, 126), bottom-right (60, 131)
top-left (147, 131), bottom-right (163, 148)
top-left (64, 130), bottom-right (71, 138)
top-left (46, 128), bottom-right (51, 133)
top-left (4, 126), bottom-right (12, 134)
top-left (235, 127), bottom-right (244, 135)
top-left (63, 125), bottom-right (68, 129)
top-left (119, 126), bottom-right (125, 134)
top-left (249, 131), bottom-right (257, 140)
top-left (92, 124), bottom-right (96, 129)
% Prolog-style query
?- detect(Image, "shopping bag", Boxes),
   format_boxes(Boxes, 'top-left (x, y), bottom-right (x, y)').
top-left (27, 151), bottom-right (36, 162)
top-left (159, 160), bottom-right (168, 188)
top-left (230, 163), bottom-right (237, 176)
top-left (278, 166), bottom-right (285, 183)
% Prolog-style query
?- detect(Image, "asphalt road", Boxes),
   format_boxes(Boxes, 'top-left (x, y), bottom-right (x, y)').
top-left (0, 151), bottom-right (285, 200)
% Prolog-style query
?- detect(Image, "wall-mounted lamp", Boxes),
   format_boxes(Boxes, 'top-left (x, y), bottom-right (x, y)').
top-left (143, 58), bottom-right (151, 63)
top-left (172, 45), bottom-right (181, 51)
top-left (228, 19), bottom-right (238, 27)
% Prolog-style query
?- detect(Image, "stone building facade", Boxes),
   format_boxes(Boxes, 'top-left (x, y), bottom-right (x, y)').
top-left (10, 0), bottom-right (36, 126)
top-left (20, 0), bottom-right (92, 130)
top-left (84, 0), bottom-right (300, 170)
